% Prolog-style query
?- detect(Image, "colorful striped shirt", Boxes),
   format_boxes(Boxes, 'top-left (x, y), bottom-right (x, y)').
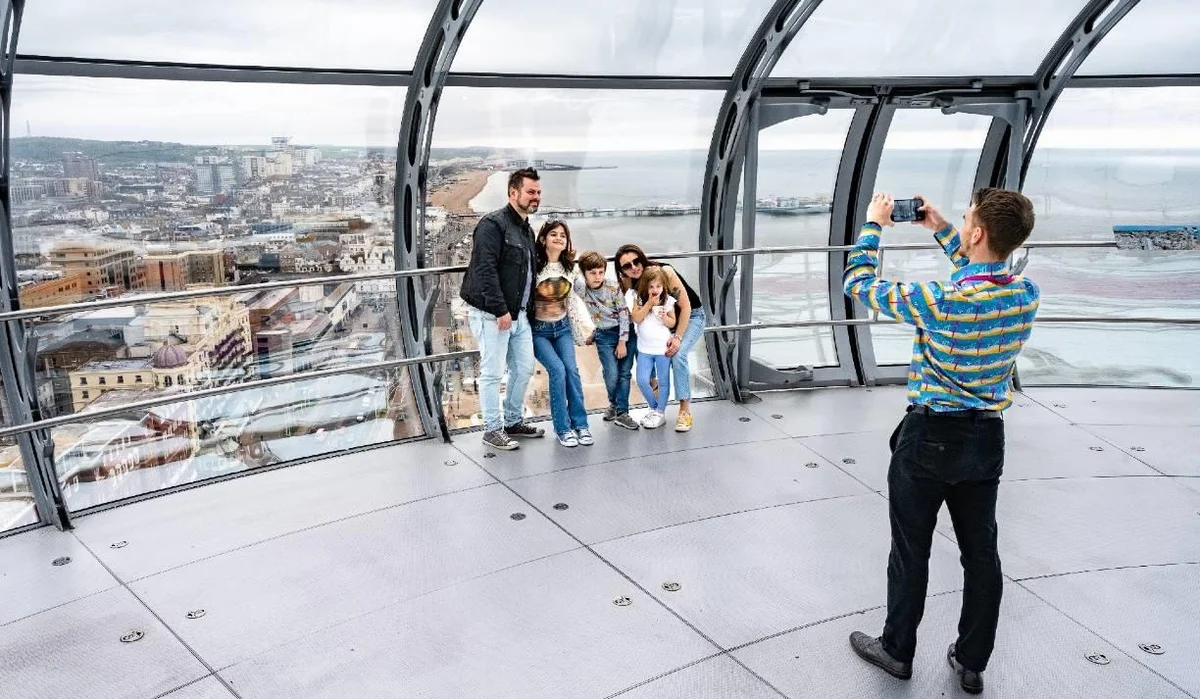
top-left (843, 222), bottom-right (1041, 412)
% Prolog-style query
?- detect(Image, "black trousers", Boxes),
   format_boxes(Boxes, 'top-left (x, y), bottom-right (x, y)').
top-left (880, 409), bottom-right (1005, 673)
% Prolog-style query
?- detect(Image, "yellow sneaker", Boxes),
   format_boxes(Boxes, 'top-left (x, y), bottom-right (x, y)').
top-left (675, 412), bottom-right (693, 432)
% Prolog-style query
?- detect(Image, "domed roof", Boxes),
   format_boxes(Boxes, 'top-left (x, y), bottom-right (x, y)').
top-left (152, 343), bottom-right (190, 369)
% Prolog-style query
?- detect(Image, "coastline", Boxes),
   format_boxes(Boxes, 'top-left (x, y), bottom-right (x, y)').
top-left (429, 170), bottom-right (492, 215)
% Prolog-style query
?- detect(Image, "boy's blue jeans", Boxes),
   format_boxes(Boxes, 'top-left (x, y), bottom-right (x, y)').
top-left (593, 327), bottom-right (636, 414)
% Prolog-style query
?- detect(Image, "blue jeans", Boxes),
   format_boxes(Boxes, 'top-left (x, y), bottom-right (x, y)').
top-left (593, 326), bottom-right (636, 414)
top-left (467, 307), bottom-right (535, 433)
top-left (636, 352), bottom-right (672, 412)
top-left (531, 317), bottom-right (589, 435)
top-left (670, 308), bottom-right (706, 402)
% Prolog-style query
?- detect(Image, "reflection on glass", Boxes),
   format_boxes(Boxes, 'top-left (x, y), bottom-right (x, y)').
top-left (455, 0), bottom-right (775, 76)
top-left (773, 0), bottom-right (1090, 78)
top-left (24, 366), bottom-right (420, 512)
top-left (750, 113), bottom-right (854, 369)
top-left (1078, 0), bottom-right (1200, 76)
top-left (0, 455), bottom-right (38, 532)
top-left (20, 0), bottom-right (437, 70)
top-left (432, 89), bottom-right (719, 429)
top-left (1021, 88), bottom-right (1200, 387)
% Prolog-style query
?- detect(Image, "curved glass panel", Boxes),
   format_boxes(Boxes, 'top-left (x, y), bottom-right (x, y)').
top-left (453, 0), bottom-right (775, 76)
top-left (1020, 87), bottom-right (1200, 387)
top-left (47, 366), bottom-right (421, 512)
top-left (1078, 0), bottom-right (1200, 76)
top-left (18, 0), bottom-right (437, 70)
top-left (773, 0), bottom-right (1090, 78)
top-left (751, 110), bottom-right (855, 369)
top-left (431, 88), bottom-right (720, 429)
top-left (0, 461), bottom-right (38, 532)
top-left (865, 110), bottom-right (991, 364)
top-left (6, 75), bottom-right (426, 508)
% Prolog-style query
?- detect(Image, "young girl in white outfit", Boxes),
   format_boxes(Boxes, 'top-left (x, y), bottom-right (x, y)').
top-left (627, 267), bottom-right (676, 428)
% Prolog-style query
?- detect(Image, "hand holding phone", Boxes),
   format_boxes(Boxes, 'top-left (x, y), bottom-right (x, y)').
top-left (891, 198), bottom-right (926, 223)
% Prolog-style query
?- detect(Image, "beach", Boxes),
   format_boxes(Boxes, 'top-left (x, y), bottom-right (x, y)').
top-left (429, 169), bottom-right (492, 215)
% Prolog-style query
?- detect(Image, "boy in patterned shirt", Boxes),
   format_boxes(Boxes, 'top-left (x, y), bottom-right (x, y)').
top-left (574, 251), bottom-right (639, 430)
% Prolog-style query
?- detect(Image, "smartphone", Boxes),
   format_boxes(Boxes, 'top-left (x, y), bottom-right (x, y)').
top-left (891, 198), bottom-right (926, 223)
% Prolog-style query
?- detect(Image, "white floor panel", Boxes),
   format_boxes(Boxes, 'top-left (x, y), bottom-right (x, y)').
top-left (1023, 388), bottom-right (1200, 426)
top-left (1082, 425), bottom-right (1200, 476)
top-left (733, 584), bottom-right (1189, 699)
top-left (71, 441), bottom-right (493, 581)
top-left (804, 424), bottom-right (1161, 495)
top-left (1023, 564), bottom-right (1200, 697)
top-left (454, 402), bottom-right (788, 481)
top-left (508, 439), bottom-right (871, 544)
top-left (745, 386), bottom-right (910, 437)
top-left (161, 677), bottom-right (237, 699)
top-left (0, 526), bottom-right (116, 625)
top-left (611, 654), bottom-right (783, 699)
top-left (0, 587), bottom-right (208, 699)
top-left (218, 549), bottom-right (716, 699)
top-left (593, 494), bottom-right (964, 650)
top-left (130, 483), bottom-right (580, 670)
top-left (996, 477), bottom-right (1200, 580)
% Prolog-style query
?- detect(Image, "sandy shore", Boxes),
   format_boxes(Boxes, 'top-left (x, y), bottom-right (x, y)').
top-left (429, 170), bottom-right (491, 215)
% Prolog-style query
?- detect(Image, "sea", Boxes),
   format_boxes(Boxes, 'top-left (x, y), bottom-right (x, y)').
top-left (470, 149), bottom-right (1200, 388)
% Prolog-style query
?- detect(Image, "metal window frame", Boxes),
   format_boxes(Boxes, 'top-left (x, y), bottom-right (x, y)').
top-left (697, 0), bottom-right (829, 404)
top-left (394, 0), bottom-right (486, 443)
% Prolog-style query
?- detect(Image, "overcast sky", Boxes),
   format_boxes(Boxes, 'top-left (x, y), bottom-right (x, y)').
top-left (10, 0), bottom-right (1200, 150)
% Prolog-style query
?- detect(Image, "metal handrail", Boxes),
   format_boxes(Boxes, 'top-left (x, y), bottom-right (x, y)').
top-left (0, 349), bottom-right (478, 440)
top-left (706, 316), bottom-right (1200, 333)
top-left (0, 238), bottom-right (1119, 323)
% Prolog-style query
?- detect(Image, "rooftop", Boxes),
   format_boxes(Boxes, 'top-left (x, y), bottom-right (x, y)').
top-left (75, 358), bottom-right (152, 372)
top-left (3, 386), bottom-right (1197, 699)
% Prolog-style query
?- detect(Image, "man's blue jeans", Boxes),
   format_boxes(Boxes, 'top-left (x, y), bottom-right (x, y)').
top-left (467, 307), bottom-right (535, 433)
top-left (593, 326), bottom-right (636, 414)
top-left (531, 317), bottom-right (589, 435)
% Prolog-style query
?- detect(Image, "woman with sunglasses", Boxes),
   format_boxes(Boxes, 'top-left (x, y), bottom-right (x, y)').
top-left (615, 243), bottom-right (706, 432)
top-left (531, 220), bottom-right (593, 448)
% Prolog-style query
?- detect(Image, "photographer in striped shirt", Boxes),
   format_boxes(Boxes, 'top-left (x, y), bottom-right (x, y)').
top-left (845, 189), bottom-right (1039, 695)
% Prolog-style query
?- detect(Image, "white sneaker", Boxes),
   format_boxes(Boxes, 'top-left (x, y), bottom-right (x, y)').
top-left (640, 412), bottom-right (658, 429)
top-left (575, 428), bottom-right (594, 446)
top-left (557, 431), bottom-right (579, 447)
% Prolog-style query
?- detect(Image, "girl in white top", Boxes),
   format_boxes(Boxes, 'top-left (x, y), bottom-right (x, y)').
top-left (627, 267), bottom-right (677, 428)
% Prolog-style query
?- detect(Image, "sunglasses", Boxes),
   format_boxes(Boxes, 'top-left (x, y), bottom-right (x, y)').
top-left (620, 260), bottom-right (642, 272)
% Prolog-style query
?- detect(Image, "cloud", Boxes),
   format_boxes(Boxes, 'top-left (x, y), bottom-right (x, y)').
top-left (19, 0), bottom-right (434, 70)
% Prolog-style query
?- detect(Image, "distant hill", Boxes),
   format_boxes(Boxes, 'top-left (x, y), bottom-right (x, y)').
top-left (11, 137), bottom-right (510, 166)
top-left (11, 137), bottom-right (215, 165)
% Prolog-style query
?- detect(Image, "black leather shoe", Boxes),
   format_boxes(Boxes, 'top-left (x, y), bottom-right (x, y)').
top-left (947, 643), bottom-right (984, 694)
top-left (849, 631), bottom-right (912, 680)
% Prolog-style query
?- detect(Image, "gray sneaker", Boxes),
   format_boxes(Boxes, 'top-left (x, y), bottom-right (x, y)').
top-left (575, 428), bottom-right (594, 446)
top-left (504, 422), bottom-right (545, 439)
top-left (613, 412), bottom-right (640, 430)
top-left (602, 406), bottom-right (617, 421)
top-left (482, 430), bottom-right (519, 451)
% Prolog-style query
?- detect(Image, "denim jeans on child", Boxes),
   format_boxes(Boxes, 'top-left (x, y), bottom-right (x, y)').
top-left (593, 326), bottom-right (636, 414)
top-left (636, 352), bottom-right (672, 412)
top-left (531, 317), bottom-right (590, 435)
